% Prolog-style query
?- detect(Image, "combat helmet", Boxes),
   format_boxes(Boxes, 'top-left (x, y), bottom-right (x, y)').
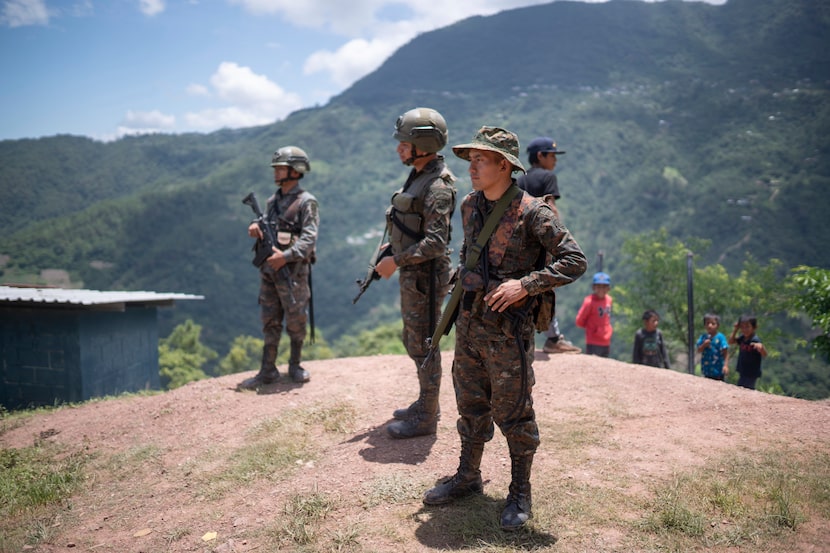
top-left (393, 107), bottom-right (448, 153)
top-left (270, 146), bottom-right (311, 174)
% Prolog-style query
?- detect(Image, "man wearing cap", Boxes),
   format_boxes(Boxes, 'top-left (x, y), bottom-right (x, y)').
top-left (422, 126), bottom-right (586, 530)
top-left (518, 136), bottom-right (581, 354)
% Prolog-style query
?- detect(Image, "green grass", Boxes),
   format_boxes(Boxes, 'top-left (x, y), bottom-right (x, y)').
top-left (635, 450), bottom-right (829, 549)
top-left (0, 442), bottom-right (90, 552)
top-left (194, 401), bottom-right (357, 500)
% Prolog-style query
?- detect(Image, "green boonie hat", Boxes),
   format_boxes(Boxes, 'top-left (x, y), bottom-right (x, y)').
top-left (452, 126), bottom-right (525, 174)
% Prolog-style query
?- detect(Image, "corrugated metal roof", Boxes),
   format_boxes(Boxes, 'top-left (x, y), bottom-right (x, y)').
top-left (0, 286), bottom-right (204, 310)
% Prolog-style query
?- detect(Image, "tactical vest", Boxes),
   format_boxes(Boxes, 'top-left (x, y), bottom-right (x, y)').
top-left (266, 189), bottom-right (314, 254)
top-left (386, 161), bottom-right (455, 253)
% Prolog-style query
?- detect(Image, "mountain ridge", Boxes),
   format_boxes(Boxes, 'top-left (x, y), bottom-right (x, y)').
top-left (1, 0), bottom-right (828, 363)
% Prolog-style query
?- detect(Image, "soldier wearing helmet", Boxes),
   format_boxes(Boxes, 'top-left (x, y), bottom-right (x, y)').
top-left (375, 107), bottom-right (457, 439)
top-left (238, 146), bottom-right (320, 389)
top-left (423, 126), bottom-right (586, 530)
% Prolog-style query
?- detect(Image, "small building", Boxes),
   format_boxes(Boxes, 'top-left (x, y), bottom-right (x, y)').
top-left (0, 286), bottom-right (203, 411)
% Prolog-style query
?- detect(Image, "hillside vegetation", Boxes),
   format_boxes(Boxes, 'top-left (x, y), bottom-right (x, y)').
top-left (1, 0), bottom-right (828, 392)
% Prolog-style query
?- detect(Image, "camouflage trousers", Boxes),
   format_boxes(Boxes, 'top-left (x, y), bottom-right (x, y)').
top-left (452, 300), bottom-right (540, 453)
top-left (399, 260), bottom-right (451, 394)
top-left (259, 262), bottom-right (311, 349)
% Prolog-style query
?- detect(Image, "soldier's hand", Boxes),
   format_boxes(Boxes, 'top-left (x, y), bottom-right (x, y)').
top-left (266, 248), bottom-right (286, 271)
top-left (248, 223), bottom-right (263, 239)
top-left (485, 279), bottom-right (528, 313)
top-left (376, 255), bottom-right (398, 279)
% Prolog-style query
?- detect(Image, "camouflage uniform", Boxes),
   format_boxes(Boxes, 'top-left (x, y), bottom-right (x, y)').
top-left (386, 155), bottom-right (456, 436)
top-left (454, 187), bottom-right (585, 452)
top-left (258, 186), bottom-right (319, 376)
top-left (423, 126), bottom-right (586, 531)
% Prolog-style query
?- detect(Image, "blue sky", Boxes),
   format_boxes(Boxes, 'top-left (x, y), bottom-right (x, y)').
top-left (1, 0), bottom-right (726, 142)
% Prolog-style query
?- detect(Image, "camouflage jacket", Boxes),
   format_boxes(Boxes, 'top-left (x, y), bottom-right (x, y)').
top-left (459, 185), bottom-right (586, 296)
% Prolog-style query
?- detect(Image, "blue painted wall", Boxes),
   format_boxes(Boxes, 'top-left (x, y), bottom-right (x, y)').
top-left (0, 305), bottom-right (160, 410)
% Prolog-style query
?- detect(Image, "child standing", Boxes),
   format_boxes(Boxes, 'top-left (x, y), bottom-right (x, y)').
top-left (633, 309), bottom-right (670, 368)
top-left (696, 313), bottom-right (729, 380)
top-left (728, 314), bottom-right (768, 390)
top-left (576, 272), bottom-right (613, 357)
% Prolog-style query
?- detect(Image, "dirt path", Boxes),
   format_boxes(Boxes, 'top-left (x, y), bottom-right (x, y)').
top-left (3, 352), bottom-right (829, 552)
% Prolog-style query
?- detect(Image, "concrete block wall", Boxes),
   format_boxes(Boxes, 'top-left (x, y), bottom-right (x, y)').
top-left (0, 308), bottom-right (80, 409)
top-left (1, 305), bottom-right (160, 410)
top-left (79, 307), bottom-right (160, 399)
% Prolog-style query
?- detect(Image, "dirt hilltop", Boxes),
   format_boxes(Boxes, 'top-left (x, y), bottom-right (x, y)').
top-left (3, 352), bottom-right (829, 552)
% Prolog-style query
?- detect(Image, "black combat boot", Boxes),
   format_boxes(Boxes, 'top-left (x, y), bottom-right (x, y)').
top-left (500, 451), bottom-right (533, 530)
top-left (392, 399), bottom-right (442, 421)
top-left (387, 395), bottom-right (439, 438)
top-left (287, 339), bottom-right (310, 383)
top-left (392, 400), bottom-right (418, 420)
top-left (389, 354), bottom-right (440, 435)
top-left (238, 345), bottom-right (279, 390)
top-left (423, 440), bottom-right (485, 505)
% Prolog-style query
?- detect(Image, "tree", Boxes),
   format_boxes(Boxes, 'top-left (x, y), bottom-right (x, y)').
top-left (787, 265), bottom-right (830, 359)
top-left (158, 320), bottom-right (218, 390)
top-left (218, 335), bottom-right (263, 376)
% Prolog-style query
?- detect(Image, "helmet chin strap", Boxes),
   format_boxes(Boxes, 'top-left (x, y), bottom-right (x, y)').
top-left (274, 168), bottom-right (302, 185)
top-left (402, 144), bottom-right (431, 166)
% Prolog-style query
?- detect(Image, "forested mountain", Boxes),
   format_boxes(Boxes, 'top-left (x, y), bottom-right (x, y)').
top-left (1, 0), bottom-right (828, 362)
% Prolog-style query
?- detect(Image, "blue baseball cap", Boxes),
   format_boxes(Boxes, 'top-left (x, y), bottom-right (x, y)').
top-left (527, 136), bottom-right (566, 155)
top-left (592, 272), bottom-right (611, 285)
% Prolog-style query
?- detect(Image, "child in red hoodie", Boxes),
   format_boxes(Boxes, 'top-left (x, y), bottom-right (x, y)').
top-left (576, 272), bottom-right (613, 357)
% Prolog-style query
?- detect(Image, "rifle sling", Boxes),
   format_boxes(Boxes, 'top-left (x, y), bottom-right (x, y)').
top-left (429, 185), bottom-right (520, 345)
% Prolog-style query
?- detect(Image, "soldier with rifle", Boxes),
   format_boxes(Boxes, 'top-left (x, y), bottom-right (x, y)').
top-left (372, 107), bottom-right (457, 439)
top-left (238, 146), bottom-right (319, 388)
top-left (422, 126), bottom-right (586, 530)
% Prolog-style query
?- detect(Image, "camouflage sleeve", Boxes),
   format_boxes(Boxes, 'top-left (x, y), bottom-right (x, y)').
top-left (285, 196), bottom-right (319, 263)
top-left (394, 179), bottom-right (454, 267)
top-left (520, 204), bottom-right (587, 295)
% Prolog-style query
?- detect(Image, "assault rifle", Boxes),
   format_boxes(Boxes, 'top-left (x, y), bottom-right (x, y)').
top-left (243, 192), bottom-right (295, 305)
top-left (352, 236), bottom-right (393, 304)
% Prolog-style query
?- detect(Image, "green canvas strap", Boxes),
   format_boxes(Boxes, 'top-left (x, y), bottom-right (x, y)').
top-left (429, 184), bottom-right (520, 345)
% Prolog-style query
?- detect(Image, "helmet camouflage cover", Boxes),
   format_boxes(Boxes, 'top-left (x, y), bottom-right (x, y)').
top-left (393, 107), bottom-right (448, 153)
top-left (270, 146), bottom-right (311, 174)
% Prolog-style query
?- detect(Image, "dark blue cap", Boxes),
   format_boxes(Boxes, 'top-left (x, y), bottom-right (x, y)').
top-left (527, 136), bottom-right (566, 155)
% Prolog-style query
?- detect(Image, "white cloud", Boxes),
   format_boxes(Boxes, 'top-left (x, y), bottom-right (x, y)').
top-left (304, 36), bottom-right (399, 87)
top-left (186, 83), bottom-right (210, 97)
top-left (139, 0), bottom-right (165, 17)
top-left (183, 62), bottom-right (303, 131)
top-left (117, 109), bottom-right (176, 137)
top-left (1, 0), bottom-right (50, 27)
top-left (229, 0), bottom-right (384, 35)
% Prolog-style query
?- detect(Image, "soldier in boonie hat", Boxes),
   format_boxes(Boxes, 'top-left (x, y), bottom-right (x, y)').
top-left (426, 124), bottom-right (587, 532)
top-left (452, 126), bottom-right (525, 174)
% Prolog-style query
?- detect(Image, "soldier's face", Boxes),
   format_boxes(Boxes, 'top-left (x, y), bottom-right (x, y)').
top-left (468, 149), bottom-right (508, 192)
top-left (273, 165), bottom-right (290, 184)
top-left (397, 141), bottom-right (417, 165)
